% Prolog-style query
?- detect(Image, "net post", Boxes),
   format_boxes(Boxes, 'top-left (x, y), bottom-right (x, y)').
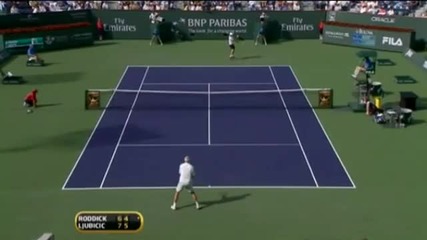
top-left (84, 90), bottom-right (88, 110)
top-left (85, 90), bottom-right (101, 110)
top-left (318, 88), bottom-right (333, 108)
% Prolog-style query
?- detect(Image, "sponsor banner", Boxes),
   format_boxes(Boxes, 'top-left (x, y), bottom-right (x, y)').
top-left (322, 23), bottom-right (412, 52)
top-left (92, 10), bottom-right (324, 40)
top-left (272, 11), bottom-right (325, 39)
top-left (93, 10), bottom-right (151, 39)
top-left (3, 27), bottom-right (93, 53)
top-left (326, 11), bottom-right (427, 48)
top-left (163, 11), bottom-right (256, 40)
top-left (403, 48), bottom-right (427, 72)
top-left (0, 10), bottom-right (93, 29)
top-left (4, 37), bottom-right (43, 49)
top-left (352, 28), bottom-right (376, 47)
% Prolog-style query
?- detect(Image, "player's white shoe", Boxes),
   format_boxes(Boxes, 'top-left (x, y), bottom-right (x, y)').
top-left (196, 203), bottom-right (200, 210)
top-left (171, 204), bottom-right (176, 210)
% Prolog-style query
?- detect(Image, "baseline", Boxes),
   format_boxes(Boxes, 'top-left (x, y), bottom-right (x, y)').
top-left (142, 82), bottom-right (275, 85)
top-left (63, 185), bottom-right (356, 191)
top-left (118, 143), bottom-right (300, 147)
top-left (127, 65), bottom-right (290, 68)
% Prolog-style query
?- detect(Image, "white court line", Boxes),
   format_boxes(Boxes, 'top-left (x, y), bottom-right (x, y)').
top-left (208, 83), bottom-right (211, 145)
top-left (127, 65), bottom-right (291, 68)
top-left (61, 66), bottom-right (133, 190)
top-left (268, 66), bottom-right (319, 187)
top-left (99, 67), bottom-right (151, 188)
top-left (288, 66), bottom-right (356, 188)
top-left (63, 185), bottom-right (356, 191)
top-left (142, 82), bottom-right (275, 85)
top-left (118, 143), bottom-right (300, 147)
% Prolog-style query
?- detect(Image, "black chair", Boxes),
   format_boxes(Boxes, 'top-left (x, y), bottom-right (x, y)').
top-left (26, 58), bottom-right (45, 67)
top-left (1, 70), bottom-right (24, 84)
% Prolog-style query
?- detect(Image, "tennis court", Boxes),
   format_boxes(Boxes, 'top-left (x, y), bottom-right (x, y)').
top-left (2, 39), bottom-right (427, 240)
top-left (63, 65), bottom-right (355, 190)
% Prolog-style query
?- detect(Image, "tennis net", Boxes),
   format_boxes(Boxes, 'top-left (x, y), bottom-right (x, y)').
top-left (84, 87), bottom-right (334, 110)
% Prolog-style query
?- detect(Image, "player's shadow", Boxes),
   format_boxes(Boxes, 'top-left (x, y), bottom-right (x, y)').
top-left (235, 55), bottom-right (262, 60)
top-left (37, 103), bottom-right (62, 108)
top-left (41, 63), bottom-right (57, 67)
top-left (417, 97), bottom-right (427, 111)
top-left (180, 193), bottom-right (251, 210)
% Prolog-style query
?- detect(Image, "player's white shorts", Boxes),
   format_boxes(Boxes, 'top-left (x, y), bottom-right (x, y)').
top-left (176, 181), bottom-right (194, 192)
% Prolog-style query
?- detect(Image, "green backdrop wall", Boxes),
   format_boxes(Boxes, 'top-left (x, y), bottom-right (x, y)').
top-left (0, 35), bottom-right (4, 51)
top-left (1, 10), bottom-right (427, 53)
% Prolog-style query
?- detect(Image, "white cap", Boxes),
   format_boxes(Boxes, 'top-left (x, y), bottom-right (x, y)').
top-left (184, 156), bottom-right (190, 162)
top-left (229, 32), bottom-right (234, 36)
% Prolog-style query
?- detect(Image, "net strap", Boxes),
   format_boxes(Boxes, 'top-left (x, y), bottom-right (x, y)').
top-left (87, 88), bottom-right (331, 95)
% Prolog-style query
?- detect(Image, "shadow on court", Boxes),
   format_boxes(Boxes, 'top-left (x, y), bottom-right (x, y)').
top-left (37, 103), bottom-right (62, 108)
top-left (235, 55), bottom-right (261, 60)
top-left (179, 193), bottom-right (251, 210)
top-left (24, 72), bottom-right (84, 85)
top-left (411, 119), bottom-right (426, 126)
top-left (0, 125), bottom-right (161, 153)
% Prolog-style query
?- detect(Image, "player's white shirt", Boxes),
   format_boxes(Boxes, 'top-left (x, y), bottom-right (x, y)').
top-left (149, 13), bottom-right (157, 24)
top-left (228, 35), bottom-right (235, 45)
top-left (179, 162), bottom-right (195, 184)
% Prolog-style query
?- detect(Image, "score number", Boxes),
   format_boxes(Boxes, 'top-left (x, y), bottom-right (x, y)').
top-left (75, 211), bottom-right (144, 233)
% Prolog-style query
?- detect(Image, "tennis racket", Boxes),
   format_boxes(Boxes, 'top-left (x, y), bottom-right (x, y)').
top-left (222, 33), bottom-right (244, 41)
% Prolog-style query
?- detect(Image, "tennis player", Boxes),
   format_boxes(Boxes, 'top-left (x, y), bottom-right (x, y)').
top-left (23, 89), bottom-right (38, 112)
top-left (228, 32), bottom-right (237, 59)
top-left (150, 22), bottom-right (163, 46)
top-left (255, 22), bottom-right (267, 46)
top-left (149, 11), bottom-right (158, 24)
top-left (259, 12), bottom-right (267, 23)
top-left (171, 156), bottom-right (200, 210)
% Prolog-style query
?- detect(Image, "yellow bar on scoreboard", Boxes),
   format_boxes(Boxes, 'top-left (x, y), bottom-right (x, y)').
top-left (74, 211), bottom-right (144, 234)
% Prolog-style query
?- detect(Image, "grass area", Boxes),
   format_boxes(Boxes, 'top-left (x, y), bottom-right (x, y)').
top-left (1, 40), bottom-right (426, 240)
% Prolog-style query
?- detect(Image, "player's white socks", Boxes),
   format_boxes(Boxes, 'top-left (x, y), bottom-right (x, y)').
top-left (195, 202), bottom-right (200, 209)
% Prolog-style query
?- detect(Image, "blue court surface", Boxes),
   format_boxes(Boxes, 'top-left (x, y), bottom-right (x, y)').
top-left (62, 65), bottom-right (355, 190)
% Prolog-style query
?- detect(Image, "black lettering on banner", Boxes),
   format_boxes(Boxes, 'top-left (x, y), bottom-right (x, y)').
top-left (75, 211), bottom-right (144, 233)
